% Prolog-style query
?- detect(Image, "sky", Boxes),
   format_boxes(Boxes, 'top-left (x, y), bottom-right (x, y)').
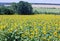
top-left (0, 0), bottom-right (60, 4)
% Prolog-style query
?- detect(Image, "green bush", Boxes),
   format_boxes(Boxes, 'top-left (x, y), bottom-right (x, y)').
top-left (0, 7), bottom-right (14, 15)
top-left (3, 8), bottom-right (14, 15)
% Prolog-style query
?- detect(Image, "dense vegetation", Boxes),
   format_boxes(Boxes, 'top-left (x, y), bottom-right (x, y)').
top-left (0, 15), bottom-right (60, 41)
top-left (0, 6), bottom-right (14, 15)
top-left (0, 1), bottom-right (33, 15)
top-left (17, 1), bottom-right (33, 15)
top-left (0, 1), bottom-right (60, 15)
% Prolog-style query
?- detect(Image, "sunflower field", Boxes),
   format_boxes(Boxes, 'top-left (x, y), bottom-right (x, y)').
top-left (0, 14), bottom-right (60, 41)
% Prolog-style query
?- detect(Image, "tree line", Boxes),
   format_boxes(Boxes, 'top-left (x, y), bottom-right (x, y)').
top-left (0, 1), bottom-right (33, 15)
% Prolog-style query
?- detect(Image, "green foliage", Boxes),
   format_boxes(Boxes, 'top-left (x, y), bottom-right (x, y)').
top-left (0, 1), bottom-right (33, 15)
top-left (3, 8), bottom-right (14, 15)
top-left (0, 6), bottom-right (14, 15)
top-left (0, 6), bottom-right (5, 15)
top-left (11, 2), bottom-right (17, 13)
top-left (1, 1), bottom-right (60, 15)
top-left (0, 31), bottom-right (22, 41)
top-left (17, 1), bottom-right (33, 15)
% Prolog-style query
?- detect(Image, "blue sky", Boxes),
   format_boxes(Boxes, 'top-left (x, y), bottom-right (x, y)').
top-left (0, 0), bottom-right (60, 4)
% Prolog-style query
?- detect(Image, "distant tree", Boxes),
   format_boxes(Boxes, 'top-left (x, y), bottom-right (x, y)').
top-left (0, 1), bottom-right (33, 15)
top-left (0, 6), bottom-right (14, 15)
top-left (0, 8), bottom-right (1, 14)
top-left (3, 8), bottom-right (14, 15)
top-left (17, 1), bottom-right (33, 15)
top-left (0, 8), bottom-right (2, 14)
top-left (0, 6), bottom-right (5, 15)
top-left (11, 2), bottom-right (17, 13)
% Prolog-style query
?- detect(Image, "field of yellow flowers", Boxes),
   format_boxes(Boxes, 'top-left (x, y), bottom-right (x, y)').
top-left (0, 14), bottom-right (60, 41)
